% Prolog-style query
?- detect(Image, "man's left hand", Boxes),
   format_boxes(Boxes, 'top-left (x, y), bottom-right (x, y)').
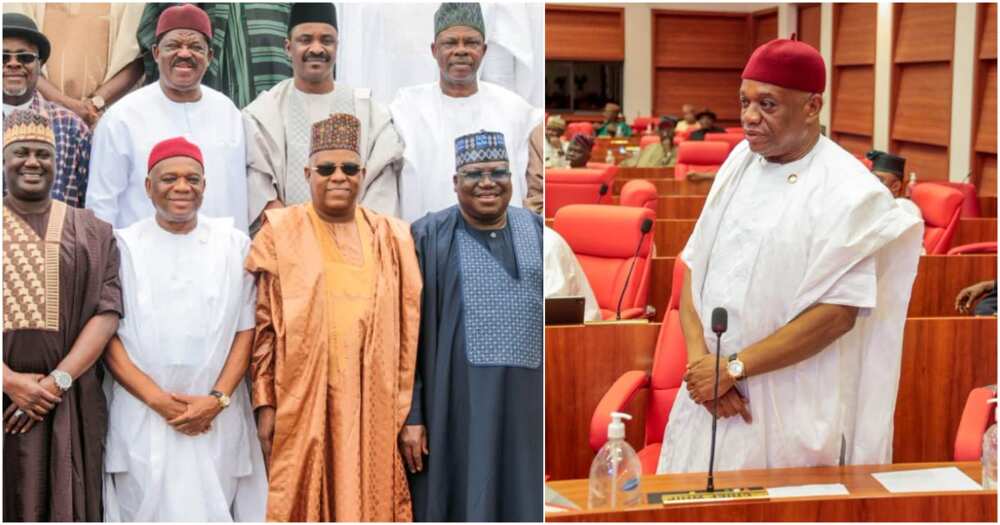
top-left (167, 393), bottom-right (221, 436)
top-left (685, 353), bottom-right (734, 404)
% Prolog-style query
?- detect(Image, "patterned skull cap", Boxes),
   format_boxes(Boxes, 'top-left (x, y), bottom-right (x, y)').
top-left (310, 113), bottom-right (361, 157)
top-left (3, 109), bottom-right (55, 148)
top-left (434, 2), bottom-right (486, 39)
top-left (455, 130), bottom-right (508, 170)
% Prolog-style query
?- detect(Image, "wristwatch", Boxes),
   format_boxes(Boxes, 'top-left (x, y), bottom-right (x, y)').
top-left (726, 354), bottom-right (745, 381)
top-left (210, 390), bottom-right (231, 409)
top-left (49, 369), bottom-right (72, 392)
top-left (89, 95), bottom-right (106, 111)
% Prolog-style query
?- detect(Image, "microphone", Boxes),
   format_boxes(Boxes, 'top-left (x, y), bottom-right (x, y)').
top-left (706, 307), bottom-right (728, 492)
top-left (615, 218), bottom-right (654, 320)
top-left (596, 183), bottom-right (609, 204)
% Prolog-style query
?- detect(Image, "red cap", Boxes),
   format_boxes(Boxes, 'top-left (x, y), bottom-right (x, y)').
top-left (741, 38), bottom-right (826, 94)
top-left (148, 136), bottom-right (204, 173)
top-left (155, 4), bottom-right (212, 41)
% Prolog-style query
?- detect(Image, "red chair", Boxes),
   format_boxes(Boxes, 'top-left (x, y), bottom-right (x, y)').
top-left (725, 126), bottom-right (744, 134)
top-left (619, 179), bottom-right (659, 215)
top-left (674, 141), bottom-right (730, 181)
top-left (639, 134), bottom-right (660, 148)
top-left (589, 261), bottom-right (688, 474)
top-left (673, 128), bottom-right (692, 146)
top-left (544, 167), bottom-right (616, 219)
top-left (565, 121), bottom-right (594, 139)
top-left (553, 204), bottom-right (656, 320)
top-left (911, 183), bottom-right (965, 254)
top-left (704, 132), bottom-right (744, 153)
top-left (632, 116), bottom-right (657, 135)
top-left (926, 181), bottom-right (982, 218)
top-left (954, 386), bottom-right (997, 461)
top-left (947, 242), bottom-right (997, 255)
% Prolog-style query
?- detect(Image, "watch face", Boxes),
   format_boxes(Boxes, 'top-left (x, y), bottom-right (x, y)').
top-left (52, 371), bottom-right (71, 389)
top-left (727, 360), bottom-right (744, 378)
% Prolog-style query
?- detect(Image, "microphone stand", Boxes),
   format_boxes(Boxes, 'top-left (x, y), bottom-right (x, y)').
top-left (706, 331), bottom-right (722, 492)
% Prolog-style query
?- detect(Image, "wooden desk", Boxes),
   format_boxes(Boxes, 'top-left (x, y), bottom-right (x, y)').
top-left (545, 462), bottom-right (996, 521)
top-left (954, 218), bottom-right (998, 248)
top-left (978, 196), bottom-right (997, 217)
top-left (544, 318), bottom-right (998, 480)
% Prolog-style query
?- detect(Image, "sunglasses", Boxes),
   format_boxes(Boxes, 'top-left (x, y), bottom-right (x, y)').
top-left (2, 52), bottom-right (39, 65)
top-left (312, 162), bottom-right (361, 177)
top-left (459, 169), bottom-right (512, 183)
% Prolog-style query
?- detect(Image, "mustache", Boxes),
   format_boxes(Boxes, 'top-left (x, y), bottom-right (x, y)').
top-left (303, 52), bottom-right (330, 62)
top-left (172, 58), bottom-right (197, 68)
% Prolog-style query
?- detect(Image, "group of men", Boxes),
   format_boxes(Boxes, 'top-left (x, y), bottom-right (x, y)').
top-left (4, 2), bottom-right (542, 522)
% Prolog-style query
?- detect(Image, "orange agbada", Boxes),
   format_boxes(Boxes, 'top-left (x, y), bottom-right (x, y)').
top-left (245, 204), bottom-right (422, 521)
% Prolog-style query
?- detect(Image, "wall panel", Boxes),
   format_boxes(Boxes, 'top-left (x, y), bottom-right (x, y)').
top-left (546, 6), bottom-right (625, 61)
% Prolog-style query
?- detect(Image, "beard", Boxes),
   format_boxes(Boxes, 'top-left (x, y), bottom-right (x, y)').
top-left (3, 84), bottom-right (28, 97)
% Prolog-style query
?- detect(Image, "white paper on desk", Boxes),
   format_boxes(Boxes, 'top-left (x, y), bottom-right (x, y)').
top-left (872, 467), bottom-right (983, 493)
top-left (768, 483), bottom-right (850, 498)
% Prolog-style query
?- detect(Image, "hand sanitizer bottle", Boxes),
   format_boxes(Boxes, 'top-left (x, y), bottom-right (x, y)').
top-left (906, 172), bottom-right (918, 198)
top-left (983, 398), bottom-right (997, 489)
top-left (588, 412), bottom-right (642, 509)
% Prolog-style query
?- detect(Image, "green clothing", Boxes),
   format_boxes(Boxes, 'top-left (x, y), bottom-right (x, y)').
top-left (620, 143), bottom-right (677, 168)
top-left (138, 3), bottom-right (293, 108)
top-left (595, 121), bottom-right (632, 138)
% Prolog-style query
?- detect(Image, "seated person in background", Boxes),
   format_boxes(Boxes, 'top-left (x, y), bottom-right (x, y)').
top-left (675, 104), bottom-right (700, 133)
top-left (543, 226), bottom-right (601, 321)
top-left (956, 280), bottom-right (998, 316)
top-left (565, 133), bottom-right (594, 168)
top-left (595, 102), bottom-right (632, 138)
top-left (866, 150), bottom-right (922, 220)
top-left (544, 115), bottom-right (567, 168)
top-left (688, 110), bottom-right (727, 140)
top-left (621, 116), bottom-right (677, 168)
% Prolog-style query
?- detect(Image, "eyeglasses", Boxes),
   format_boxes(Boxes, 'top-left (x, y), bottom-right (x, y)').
top-left (459, 169), bottom-right (512, 183)
top-left (2, 52), bottom-right (39, 65)
top-left (312, 162), bottom-right (361, 177)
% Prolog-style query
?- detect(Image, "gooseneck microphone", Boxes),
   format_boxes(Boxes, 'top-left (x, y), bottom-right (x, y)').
top-left (706, 307), bottom-right (728, 492)
top-left (596, 183), bottom-right (609, 204)
top-left (615, 218), bottom-right (654, 320)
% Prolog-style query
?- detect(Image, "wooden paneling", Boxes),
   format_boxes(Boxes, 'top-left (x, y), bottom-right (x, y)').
top-left (974, 63), bottom-right (997, 155)
top-left (833, 4), bottom-right (877, 66)
top-left (752, 10), bottom-right (777, 50)
top-left (653, 13), bottom-right (749, 69)
top-left (973, 4), bottom-right (998, 196)
top-left (894, 3), bottom-right (957, 64)
top-left (979, 154), bottom-right (997, 195)
top-left (831, 66), bottom-right (876, 136)
top-left (952, 218), bottom-right (998, 248)
top-left (547, 463), bottom-right (996, 522)
top-left (655, 196), bottom-right (705, 219)
top-left (797, 4), bottom-right (822, 52)
top-left (545, 319), bottom-right (998, 480)
top-left (545, 6), bottom-right (624, 61)
top-left (649, 257), bottom-right (675, 321)
top-left (893, 141), bottom-right (950, 181)
top-left (891, 63), bottom-right (953, 146)
top-left (894, 317), bottom-right (998, 462)
top-left (653, 69), bottom-right (742, 121)
top-left (545, 323), bottom-right (660, 480)
top-left (980, 3), bottom-right (997, 60)
top-left (834, 132), bottom-right (874, 158)
top-left (906, 254), bottom-right (998, 318)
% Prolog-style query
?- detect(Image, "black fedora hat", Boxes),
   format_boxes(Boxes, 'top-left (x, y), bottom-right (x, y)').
top-left (3, 13), bottom-right (51, 64)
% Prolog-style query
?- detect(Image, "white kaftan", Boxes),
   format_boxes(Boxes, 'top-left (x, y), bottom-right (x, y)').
top-left (544, 226), bottom-right (601, 322)
top-left (104, 216), bottom-right (267, 521)
top-left (86, 84), bottom-right (249, 232)
top-left (657, 136), bottom-right (924, 473)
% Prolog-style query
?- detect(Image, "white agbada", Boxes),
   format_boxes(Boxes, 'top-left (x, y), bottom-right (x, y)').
top-left (104, 216), bottom-right (267, 522)
top-left (896, 197), bottom-right (923, 220)
top-left (544, 226), bottom-right (601, 322)
top-left (86, 83), bottom-right (249, 232)
top-left (657, 136), bottom-right (924, 474)
top-left (390, 81), bottom-right (542, 223)
top-left (335, 3), bottom-right (545, 107)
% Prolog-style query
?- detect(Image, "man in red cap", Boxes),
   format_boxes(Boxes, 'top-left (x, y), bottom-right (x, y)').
top-left (86, 4), bottom-right (251, 234)
top-left (657, 38), bottom-right (924, 473)
top-left (101, 136), bottom-right (267, 520)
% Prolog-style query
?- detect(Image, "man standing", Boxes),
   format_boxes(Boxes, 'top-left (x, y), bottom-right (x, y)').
top-left (87, 4), bottom-right (249, 232)
top-left (401, 130), bottom-right (543, 521)
top-left (102, 136), bottom-right (267, 521)
top-left (565, 133), bottom-right (594, 169)
top-left (391, 2), bottom-right (542, 223)
top-left (657, 39), bottom-right (923, 473)
top-left (688, 109), bottom-right (727, 140)
top-left (867, 150), bottom-right (922, 219)
top-left (3, 13), bottom-right (91, 207)
top-left (246, 114), bottom-right (421, 521)
top-left (544, 114), bottom-right (568, 168)
top-left (2, 110), bottom-right (122, 521)
top-left (621, 116), bottom-right (678, 168)
top-left (245, 2), bottom-right (403, 229)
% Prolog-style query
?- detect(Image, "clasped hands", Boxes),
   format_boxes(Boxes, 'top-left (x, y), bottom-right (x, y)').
top-left (685, 353), bottom-right (752, 423)
top-left (3, 372), bottom-right (61, 434)
top-left (150, 391), bottom-right (221, 436)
